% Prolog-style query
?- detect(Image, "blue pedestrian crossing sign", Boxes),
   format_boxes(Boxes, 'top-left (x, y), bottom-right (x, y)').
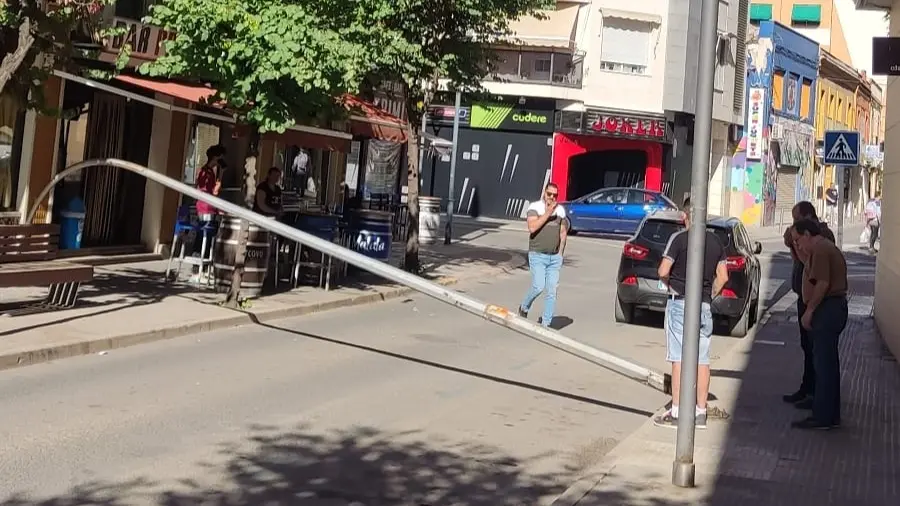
top-left (823, 130), bottom-right (860, 165)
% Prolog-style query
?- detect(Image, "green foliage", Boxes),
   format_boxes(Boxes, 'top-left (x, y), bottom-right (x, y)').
top-left (1, 0), bottom-right (122, 108)
top-left (143, 0), bottom-right (382, 133)
top-left (304, 0), bottom-right (552, 123)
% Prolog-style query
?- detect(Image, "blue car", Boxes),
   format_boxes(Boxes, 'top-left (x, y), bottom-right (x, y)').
top-left (564, 187), bottom-right (678, 236)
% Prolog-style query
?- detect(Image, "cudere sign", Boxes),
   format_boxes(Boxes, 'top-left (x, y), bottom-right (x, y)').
top-left (511, 112), bottom-right (548, 124)
top-left (590, 115), bottom-right (666, 140)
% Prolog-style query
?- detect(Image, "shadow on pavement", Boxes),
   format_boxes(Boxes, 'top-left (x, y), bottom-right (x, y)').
top-left (254, 321), bottom-right (655, 418)
top-left (0, 425), bottom-right (568, 505)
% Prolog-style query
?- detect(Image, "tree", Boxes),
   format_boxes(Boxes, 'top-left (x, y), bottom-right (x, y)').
top-left (307, 0), bottom-right (551, 272)
top-left (1, 0), bottom-right (118, 103)
top-left (143, 0), bottom-right (381, 306)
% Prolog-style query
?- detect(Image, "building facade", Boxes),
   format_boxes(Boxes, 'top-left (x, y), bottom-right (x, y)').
top-left (750, 0), bottom-right (854, 64)
top-left (427, 0), bottom-right (747, 219)
top-left (730, 21), bottom-right (819, 226)
top-left (854, 0), bottom-right (899, 362)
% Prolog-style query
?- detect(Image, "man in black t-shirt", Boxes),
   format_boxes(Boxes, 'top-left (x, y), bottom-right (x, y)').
top-left (253, 167), bottom-right (284, 217)
top-left (654, 203), bottom-right (729, 430)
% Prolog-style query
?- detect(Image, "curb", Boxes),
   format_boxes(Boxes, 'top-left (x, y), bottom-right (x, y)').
top-left (0, 258), bottom-right (527, 373)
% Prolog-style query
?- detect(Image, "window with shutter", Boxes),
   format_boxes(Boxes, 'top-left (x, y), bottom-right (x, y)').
top-left (599, 19), bottom-right (653, 75)
top-left (734, 0), bottom-right (749, 114)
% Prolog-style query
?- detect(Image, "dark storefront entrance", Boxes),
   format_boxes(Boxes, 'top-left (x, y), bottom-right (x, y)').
top-left (422, 100), bottom-right (554, 219)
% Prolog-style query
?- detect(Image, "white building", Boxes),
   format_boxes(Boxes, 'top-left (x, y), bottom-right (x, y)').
top-left (424, 0), bottom-right (748, 219)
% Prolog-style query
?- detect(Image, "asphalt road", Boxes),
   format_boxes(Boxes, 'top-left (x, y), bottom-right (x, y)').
top-left (0, 224), bottom-right (852, 505)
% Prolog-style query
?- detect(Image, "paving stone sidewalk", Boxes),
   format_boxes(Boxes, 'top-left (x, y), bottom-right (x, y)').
top-left (0, 241), bottom-right (525, 371)
top-left (551, 281), bottom-right (900, 506)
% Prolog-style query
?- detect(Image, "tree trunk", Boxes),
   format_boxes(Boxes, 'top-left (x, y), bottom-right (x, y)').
top-left (0, 18), bottom-right (35, 95)
top-left (404, 121), bottom-right (421, 273)
top-left (223, 128), bottom-right (260, 308)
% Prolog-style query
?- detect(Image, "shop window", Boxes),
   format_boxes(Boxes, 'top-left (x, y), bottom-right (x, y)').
top-left (600, 19), bottom-right (652, 75)
top-left (800, 79), bottom-right (812, 120)
top-left (183, 120), bottom-right (222, 184)
top-left (0, 93), bottom-right (24, 212)
top-left (749, 3), bottom-right (773, 23)
top-left (772, 71), bottom-right (784, 111)
top-left (791, 4), bottom-right (822, 27)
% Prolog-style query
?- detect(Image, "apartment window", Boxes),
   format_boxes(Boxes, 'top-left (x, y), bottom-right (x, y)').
top-left (772, 71), bottom-right (784, 111)
top-left (791, 4), bottom-right (822, 27)
top-left (749, 3), bottom-right (773, 23)
top-left (800, 79), bottom-right (812, 120)
top-left (600, 19), bottom-right (652, 75)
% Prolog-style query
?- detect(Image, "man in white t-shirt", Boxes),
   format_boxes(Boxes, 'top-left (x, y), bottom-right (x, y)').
top-left (864, 193), bottom-right (882, 252)
top-left (518, 183), bottom-right (569, 328)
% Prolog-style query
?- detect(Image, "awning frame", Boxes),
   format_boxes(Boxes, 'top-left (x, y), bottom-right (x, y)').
top-left (53, 70), bottom-right (352, 140)
top-left (599, 8), bottom-right (663, 25)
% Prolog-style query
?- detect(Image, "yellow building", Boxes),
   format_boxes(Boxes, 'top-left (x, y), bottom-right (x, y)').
top-left (749, 0), bottom-right (853, 65)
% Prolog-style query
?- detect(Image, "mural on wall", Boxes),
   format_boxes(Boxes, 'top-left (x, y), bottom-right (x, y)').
top-left (731, 25), bottom-right (771, 226)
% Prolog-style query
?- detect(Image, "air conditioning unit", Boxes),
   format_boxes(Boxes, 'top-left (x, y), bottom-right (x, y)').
top-left (771, 123), bottom-right (784, 140)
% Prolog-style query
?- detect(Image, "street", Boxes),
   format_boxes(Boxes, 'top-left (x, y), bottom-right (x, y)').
top-left (0, 225), bottom-right (853, 504)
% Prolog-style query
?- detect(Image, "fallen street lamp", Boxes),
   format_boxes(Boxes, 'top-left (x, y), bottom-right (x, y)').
top-left (30, 159), bottom-right (669, 396)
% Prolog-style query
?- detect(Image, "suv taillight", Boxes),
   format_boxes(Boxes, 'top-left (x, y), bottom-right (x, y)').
top-left (623, 242), bottom-right (649, 260)
top-left (726, 256), bottom-right (746, 271)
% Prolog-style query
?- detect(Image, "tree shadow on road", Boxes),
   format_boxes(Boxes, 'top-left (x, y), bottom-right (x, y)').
top-left (1, 425), bottom-right (572, 505)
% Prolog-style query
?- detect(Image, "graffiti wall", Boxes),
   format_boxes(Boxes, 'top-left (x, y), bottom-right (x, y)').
top-left (729, 132), bottom-right (768, 225)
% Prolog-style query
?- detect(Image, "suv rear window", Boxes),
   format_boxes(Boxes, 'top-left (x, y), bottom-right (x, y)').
top-left (638, 220), bottom-right (732, 249)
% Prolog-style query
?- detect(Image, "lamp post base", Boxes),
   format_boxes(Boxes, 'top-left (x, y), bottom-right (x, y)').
top-left (672, 461), bottom-right (696, 488)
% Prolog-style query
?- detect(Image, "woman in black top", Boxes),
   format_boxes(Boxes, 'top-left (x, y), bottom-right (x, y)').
top-left (253, 167), bottom-right (283, 217)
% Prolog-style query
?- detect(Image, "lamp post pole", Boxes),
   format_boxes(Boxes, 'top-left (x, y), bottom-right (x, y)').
top-left (672, 0), bottom-right (720, 489)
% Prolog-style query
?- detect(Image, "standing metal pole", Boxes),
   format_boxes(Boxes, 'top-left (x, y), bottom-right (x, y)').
top-left (672, 0), bottom-right (720, 489)
top-left (419, 111), bottom-right (429, 192)
top-left (445, 91), bottom-right (462, 244)
top-left (836, 166), bottom-right (845, 249)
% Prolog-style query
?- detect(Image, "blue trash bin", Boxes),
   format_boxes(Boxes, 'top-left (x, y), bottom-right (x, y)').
top-left (60, 198), bottom-right (86, 250)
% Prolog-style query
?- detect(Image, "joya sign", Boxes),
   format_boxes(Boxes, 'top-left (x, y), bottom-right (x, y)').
top-left (746, 88), bottom-right (766, 160)
top-left (589, 114), bottom-right (667, 140)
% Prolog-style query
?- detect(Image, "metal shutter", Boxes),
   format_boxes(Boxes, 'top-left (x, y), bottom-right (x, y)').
top-left (734, 0), bottom-right (749, 115)
top-left (776, 166), bottom-right (799, 211)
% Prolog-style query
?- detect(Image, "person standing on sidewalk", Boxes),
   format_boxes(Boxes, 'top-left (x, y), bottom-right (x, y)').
top-left (864, 193), bottom-right (881, 253)
top-left (518, 183), bottom-right (568, 328)
top-left (653, 202), bottom-right (729, 429)
top-left (825, 184), bottom-right (838, 224)
top-left (790, 219), bottom-right (848, 430)
top-left (782, 202), bottom-right (835, 408)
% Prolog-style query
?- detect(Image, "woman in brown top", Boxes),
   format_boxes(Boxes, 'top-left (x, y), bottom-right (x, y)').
top-left (790, 219), bottom-right (848, 430)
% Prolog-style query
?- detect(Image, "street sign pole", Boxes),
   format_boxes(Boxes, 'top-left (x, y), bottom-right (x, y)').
top-left (672, 0), bottom-right (719, 489)
top-left (445, 91), bottom-right (462, 245)
top-left (823, 130), bottom-right (860, 249)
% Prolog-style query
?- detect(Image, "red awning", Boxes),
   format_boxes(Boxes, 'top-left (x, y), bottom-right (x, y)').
top-left (115, 75), bottom-right (217, 104)
top-left (232, 124), bottom-right (351, 153)
top-left (341, 94), bottom-right (408, 143)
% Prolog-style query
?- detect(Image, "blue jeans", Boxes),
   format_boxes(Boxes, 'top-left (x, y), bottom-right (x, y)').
top-left (810, 296), bottom-right (848, 425)
top-left (664, 298), bottom-right (713, 365)
top-left (520, 252), bottom-right (563, 327)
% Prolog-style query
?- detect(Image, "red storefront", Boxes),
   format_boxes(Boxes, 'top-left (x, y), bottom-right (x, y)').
top-left (551, 108), bottom-right (671, 202)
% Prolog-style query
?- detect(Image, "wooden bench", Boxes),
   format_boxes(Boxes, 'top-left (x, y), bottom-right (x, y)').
top-left (0, 224), bottom-right (94, 309)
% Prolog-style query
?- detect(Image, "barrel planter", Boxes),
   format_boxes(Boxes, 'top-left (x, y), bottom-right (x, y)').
top-left (349, 210), bottom-right (393, 261)
top-left (418, 196), bottom-right (442, 245)
top-left (213, 217), bottom-right (271, 299)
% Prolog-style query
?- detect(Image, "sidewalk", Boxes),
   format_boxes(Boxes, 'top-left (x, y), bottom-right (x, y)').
top-left (0, 241), bottom-right (525, 371)
top-left (552, 277), bottom-right (899, 505)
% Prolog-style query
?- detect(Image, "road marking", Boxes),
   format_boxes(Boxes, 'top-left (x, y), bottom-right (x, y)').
top-left (756, 340), bottom-right (786, 346)
top-left (768, 290), bottom-right (797, 313)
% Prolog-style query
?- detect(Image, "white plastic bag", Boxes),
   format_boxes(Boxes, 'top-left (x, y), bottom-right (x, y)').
top-left (860, 227), bottom-right (870, 244)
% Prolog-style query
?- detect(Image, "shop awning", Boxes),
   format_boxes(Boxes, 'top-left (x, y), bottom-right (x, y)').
top-left (506, 3), bottom-right (579, 49)
top-left (599, 8), bottom-right (662, 25)
top-left (341, 95), bottom-right (408, 143)
top-left (55, 71), bottom-right (354, 151)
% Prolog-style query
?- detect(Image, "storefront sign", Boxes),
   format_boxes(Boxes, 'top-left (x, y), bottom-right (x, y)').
top-left (427, 105), bottom-right (471, 126)
top-left (746, 88), bottom-right (766, 160)
top-left (105, 18), bottom-right (176, 61)
top-left (872, 37), bottom-right (900, 76)
top-left (588, 113), bottom-right (667, 141)
top-left (470, 103), bottom-right (554, 133)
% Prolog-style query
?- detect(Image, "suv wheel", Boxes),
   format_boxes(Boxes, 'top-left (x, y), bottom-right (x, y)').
top-left (614, 296), bottom-right (635, 324)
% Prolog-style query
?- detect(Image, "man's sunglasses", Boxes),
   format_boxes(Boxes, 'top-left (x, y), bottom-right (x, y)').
top-left (546, 191), bottom-right (558, 198)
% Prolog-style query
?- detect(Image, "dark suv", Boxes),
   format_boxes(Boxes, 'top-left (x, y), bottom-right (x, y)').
top-left (614, 211), bottom-right (763, 337)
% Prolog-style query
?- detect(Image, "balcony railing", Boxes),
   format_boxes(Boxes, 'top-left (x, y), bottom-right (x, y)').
top-left (485, 50), bottom-right (583, 89)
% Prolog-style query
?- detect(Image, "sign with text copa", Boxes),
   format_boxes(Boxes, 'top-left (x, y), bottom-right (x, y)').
top-left (872, 37), bottom-right (900, 76)
top-left (470, 103), bottom-right (554, 133)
